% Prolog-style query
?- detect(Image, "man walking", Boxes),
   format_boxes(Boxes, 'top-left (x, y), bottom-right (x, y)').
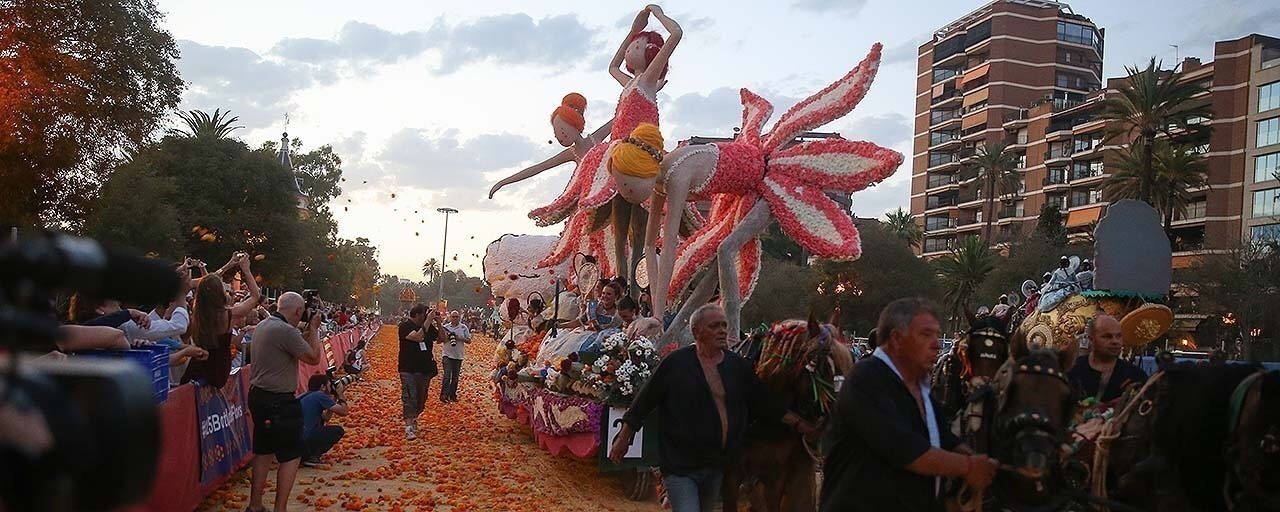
top-left (246, 291), bottom-right (323, 512)
top-left (398, 304), bottom-right (440, 440)
top-left (1067, 313), bottom-right (1146, 402)
top-left (440, 310), bottom-right (471, 403)
top-left (820, 298), bottom-right (997, 512)
top-left (610, 304), bottom-right (815, 512)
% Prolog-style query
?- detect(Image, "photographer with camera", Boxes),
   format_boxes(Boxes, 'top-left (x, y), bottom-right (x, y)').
top-left (397, 304), bottom-right (441, 441)
top-left (245, 291), bottom-right (323, 512)
top-left (298, 374), bottom-right (349, 467)
top-left (439, 310), bottom-right (471, 404)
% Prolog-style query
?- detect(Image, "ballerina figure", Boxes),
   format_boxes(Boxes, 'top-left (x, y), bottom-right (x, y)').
top-left (609, 44), bottom-right (903, 345)
top-left (532, 5), bottom-right (682, 288)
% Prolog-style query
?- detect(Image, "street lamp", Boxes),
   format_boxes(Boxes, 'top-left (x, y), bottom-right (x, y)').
top-left (436, 207), bottom-right (458, 305)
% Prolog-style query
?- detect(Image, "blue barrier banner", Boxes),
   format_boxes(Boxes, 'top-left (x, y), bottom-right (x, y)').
top-left (196, 369), bottom-right (251, 486)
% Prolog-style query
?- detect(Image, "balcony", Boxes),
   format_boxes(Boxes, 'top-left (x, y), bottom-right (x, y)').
top-left (1069, 192), bottom-right (1104, 208)
top-left (928, 153), bottom-right (960, 169)
top-left (1044, 146), bottom-right (1074, 163)
top-left (961, 124), bottom-right (989, 138)
top-left (929, 131), bottom-right (961, 148)
top-left (1070, 166), bottom-right (1104, 182)
top-left (931, 90), bottom-right (962, 106)
top-left (931, 112), bottom-right (962, 129)
top-left (998, 206), bottom-right (1024, 220)
top-left (926, 174), bottom-right (960, 191)
top-left (925, 218), bottom-right (958, 232)
top-left (1043, 173), bottom-right (1069, 190)
top-left (957, 217), bottom-right (981, 227)
top-left (926, 195), bottom-right (959, 210)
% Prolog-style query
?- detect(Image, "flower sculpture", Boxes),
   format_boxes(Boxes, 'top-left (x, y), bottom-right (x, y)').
top-left (619, 44), bottom-right (903, 342)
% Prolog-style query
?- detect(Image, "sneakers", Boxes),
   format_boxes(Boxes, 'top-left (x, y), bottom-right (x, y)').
top-left (300, 457), bottom-right (324, 467)
top-left (405, 424), bottom-right (417, 441)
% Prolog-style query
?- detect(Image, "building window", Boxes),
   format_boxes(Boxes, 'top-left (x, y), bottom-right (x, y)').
top-left (1260, 81), bottom-right (1280, 113)
top-left (929, 152), bottom-right (958, 167)
top-left (933, 67), bottom-right (959, 84)
top-left (1257, 152), bottom-right (1280, 183)
top-left (1055, 72), bottom-right (1094, 91)
top-left (1057, 21), bottom-right (1101, 52)
top-left (1259, 117), bottom-right (1280, 148)
top-left (1254, 187), bottom-right (1280, 218)
top-left (930, 109), bottom-right (959, 124)
top-left (1253, 223), bottom-right (1280, 241)
top-left (1178, 200), bottom-right (1206, 221)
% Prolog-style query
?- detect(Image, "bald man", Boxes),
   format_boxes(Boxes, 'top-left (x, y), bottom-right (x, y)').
top-left (247, 291), bottom-right (323, 512)
top-left (1067, 313), bottom-right (1147, 402)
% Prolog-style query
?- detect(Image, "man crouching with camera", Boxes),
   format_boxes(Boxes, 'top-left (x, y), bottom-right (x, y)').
top-left (246, 291), bottom-right (323, 512)
top-left (298, 374), bottom-right (350, 467)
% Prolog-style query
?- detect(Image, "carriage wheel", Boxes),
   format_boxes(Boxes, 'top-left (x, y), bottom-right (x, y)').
top-left (622, 468), bottom-right (656, 501)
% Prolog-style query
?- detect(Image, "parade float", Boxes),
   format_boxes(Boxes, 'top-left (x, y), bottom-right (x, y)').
top-left (482, 4), bottom-right (904, 501)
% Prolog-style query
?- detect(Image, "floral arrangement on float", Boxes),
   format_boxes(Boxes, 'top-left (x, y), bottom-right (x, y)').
top-left (577, 332), bottom-right (659, 406)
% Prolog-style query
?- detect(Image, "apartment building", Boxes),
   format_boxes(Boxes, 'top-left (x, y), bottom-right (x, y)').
top-left (911, 0), bottom-right (1104, 255)
top-left (912, 1), bottom-right (1280, 264)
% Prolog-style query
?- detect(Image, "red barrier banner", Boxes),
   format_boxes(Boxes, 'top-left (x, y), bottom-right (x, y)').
top-left (196, 367), bottom-right (252, 486)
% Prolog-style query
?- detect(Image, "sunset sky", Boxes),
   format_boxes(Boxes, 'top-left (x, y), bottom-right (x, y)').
top-left (156, 0), bottom-right (1274, 280)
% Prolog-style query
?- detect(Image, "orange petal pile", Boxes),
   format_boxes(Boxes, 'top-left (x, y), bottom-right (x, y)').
top-left (199, 326), bottom-right (657, 511)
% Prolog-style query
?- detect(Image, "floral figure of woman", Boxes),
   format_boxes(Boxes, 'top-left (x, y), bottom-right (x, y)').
top-left (609, 44), bottom-right (904, 344)
top-left (533, 5), bottom-right (682, 287)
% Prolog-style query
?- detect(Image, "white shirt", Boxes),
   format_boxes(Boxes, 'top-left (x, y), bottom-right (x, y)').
top-left (441, 321), bottom-right (471, 360)
top-left (122, 307), bottom-right (190, 342)
top-left (872, 348), bottom-right (942, 495)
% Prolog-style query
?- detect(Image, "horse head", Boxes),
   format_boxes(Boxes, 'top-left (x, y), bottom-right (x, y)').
top-left (754, 315), bottom-right (849, 423)
top-left (988, 330), bottom-right (1077, 508)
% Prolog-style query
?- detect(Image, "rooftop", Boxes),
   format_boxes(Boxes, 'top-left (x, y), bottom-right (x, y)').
top-left (934, 0), bottom-right (1086, 40)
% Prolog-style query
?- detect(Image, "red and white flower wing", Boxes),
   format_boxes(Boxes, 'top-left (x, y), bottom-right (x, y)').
top-left (538, 208), bottom-right (593, 269)
top-left (530, 143), bottom-right (610, 226)
top-left (738, 89), bottom-right (774, 147)
top-left (768, 139), bottom-right (903, 191)
top-left (668, 194), bottom-right (750, 302)
top-left (760, 174), bottom-right (863, 260)
top-left (761, 43), bottom-right (883, 153)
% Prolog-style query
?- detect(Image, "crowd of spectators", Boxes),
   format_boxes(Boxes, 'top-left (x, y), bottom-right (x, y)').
top-left (45, 249), bottom-right (379, 511)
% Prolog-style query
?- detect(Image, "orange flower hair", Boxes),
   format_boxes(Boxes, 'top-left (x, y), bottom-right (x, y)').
top-left (550, 92), bottom-right (586, 133)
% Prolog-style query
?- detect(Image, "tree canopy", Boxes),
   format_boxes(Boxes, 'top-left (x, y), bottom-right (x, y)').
top-left (0, 0), bottom-right (184, 228)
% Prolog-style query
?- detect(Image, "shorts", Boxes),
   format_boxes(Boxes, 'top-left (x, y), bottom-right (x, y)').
top-left (248, 387), bottom-right (304, 462)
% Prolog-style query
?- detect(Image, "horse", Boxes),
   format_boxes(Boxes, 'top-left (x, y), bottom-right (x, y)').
top-left (949, 328), bottom-right (1081, 512)
top-left (1098, 363), bottom-right (1280, 511)
top-left (721, 317), bottom-right (854, 512)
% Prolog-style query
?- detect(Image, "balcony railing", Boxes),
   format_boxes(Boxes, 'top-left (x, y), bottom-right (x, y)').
top-left (1044, 146), bottom-right (1075, 160)
top-left (999, 207), bottom-right (1024, 219)
top-left (1069, 192), bottom-right (1103, 208)
top-left (1043, 173), bottom-right (1068, 186)
top-left (927, 174), bottom-right (959, 188)
top-left (1070, 166), bottom-right (1103, 181)
top-left (957, 217), bottom-right (980, 226)
top-left (961, 124), bottom-right (988, 137)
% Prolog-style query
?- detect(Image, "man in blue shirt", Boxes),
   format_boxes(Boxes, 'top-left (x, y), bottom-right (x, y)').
top-left (299, 374), bottom-right (349, 467)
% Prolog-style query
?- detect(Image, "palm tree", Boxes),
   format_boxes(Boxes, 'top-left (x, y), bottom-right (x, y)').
top-left (1105, 140), bottom-right (1207, 235)
top-left (422, 258), bottom-right (440, 282)
top-left (171, 108), bottom-right (243, 139)
top-left (884, 207), bottom-right (923, 249)
top-left (935, 236), bottom-right (996, 329)
top-left (1099, 58), bottom-right (1211, 204)
top-left (966, 142), bottom-right (1021, 244)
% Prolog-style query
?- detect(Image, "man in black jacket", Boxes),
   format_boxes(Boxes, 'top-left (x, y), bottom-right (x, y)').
top-left (610, 304), bottom-right (815, 512)
top-left (820, 298), bottom-right (998, 511)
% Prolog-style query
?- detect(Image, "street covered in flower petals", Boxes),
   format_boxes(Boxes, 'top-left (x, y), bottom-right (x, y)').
top-left (199, 326), bottom-right (658, 512)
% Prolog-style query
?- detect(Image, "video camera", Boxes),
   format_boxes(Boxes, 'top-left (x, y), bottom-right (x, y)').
top-left (301, 289), bottom-right (320, 323)
top-left (0, 232), bottom-right (180, 511)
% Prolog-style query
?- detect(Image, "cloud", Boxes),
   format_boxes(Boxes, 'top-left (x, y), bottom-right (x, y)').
top-left (270, 15), bottom-right (599, 75)
top-left (272, 21), bottom-right (427, 64)
top-left (841, 112), bottom-right (912, 148)
top-left (850, 176), bottom-right (909, 219)
top-left (176, 40), bottom-right (333, 128)
top-left (662, 87), bottom-right (803, 144)
top-left (791, 0), bottom-right (869, 17)
top-left (1182, 0), bottom-right (1279, 50)
top-left (378, 129), bottom-right (541, 190)
top-left (881, 33), bottom-right (929, 67)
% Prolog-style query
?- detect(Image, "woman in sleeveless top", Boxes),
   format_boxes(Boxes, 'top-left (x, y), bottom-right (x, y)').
top-left (184, 252), bottom-right (262, 388)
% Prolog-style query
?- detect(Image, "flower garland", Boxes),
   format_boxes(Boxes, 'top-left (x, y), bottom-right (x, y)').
top-left (579, 332), bottom-right (659, 407)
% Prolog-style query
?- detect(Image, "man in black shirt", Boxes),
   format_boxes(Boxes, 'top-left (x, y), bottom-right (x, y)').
top-left (610, 304), bottom-right (814, 512)
top-left (398, 304), bottom-right (441, 441)
top-left (820, 298), bottom-right (997, 512)
top-left (1067, 313), bottom-right (1147, 402)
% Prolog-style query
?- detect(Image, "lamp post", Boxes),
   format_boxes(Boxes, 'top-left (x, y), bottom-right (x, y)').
top-left (436, 207), bottom-right (458, 305)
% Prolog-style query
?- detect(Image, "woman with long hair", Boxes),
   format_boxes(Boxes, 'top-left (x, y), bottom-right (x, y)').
top-left (183, 252), bottom-right (261, 388)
